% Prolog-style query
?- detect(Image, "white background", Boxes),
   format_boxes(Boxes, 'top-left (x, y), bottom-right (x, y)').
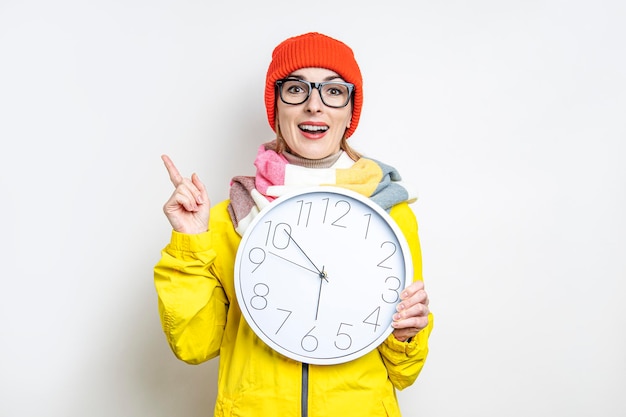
top-left (1, 1), bottom-right (624, 416)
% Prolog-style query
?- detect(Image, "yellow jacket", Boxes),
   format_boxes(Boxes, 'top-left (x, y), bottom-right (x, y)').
top-left (154, 199), bottom-right (433, 417)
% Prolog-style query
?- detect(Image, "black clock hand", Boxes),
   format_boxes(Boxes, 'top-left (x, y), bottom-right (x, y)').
top-left (314, 266), bottom-right (327, 320)
top-left (283, 230), bottom-right (329, 282)
top-left (268, 251), bottom-right (318, 275)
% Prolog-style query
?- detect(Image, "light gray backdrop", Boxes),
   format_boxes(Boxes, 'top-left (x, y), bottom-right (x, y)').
top-left (1, 1), bottom-right (624, 416)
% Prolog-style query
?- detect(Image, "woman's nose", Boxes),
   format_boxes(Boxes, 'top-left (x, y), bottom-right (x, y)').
top-left (304, 87), bottom-right (324, 112)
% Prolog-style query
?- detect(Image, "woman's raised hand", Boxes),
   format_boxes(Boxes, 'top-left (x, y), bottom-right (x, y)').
top-left (161, 154), bottom-right (210, 234)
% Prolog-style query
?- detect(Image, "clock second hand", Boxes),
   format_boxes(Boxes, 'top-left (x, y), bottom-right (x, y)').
top-left (283, 230), bottom-right (329, 282)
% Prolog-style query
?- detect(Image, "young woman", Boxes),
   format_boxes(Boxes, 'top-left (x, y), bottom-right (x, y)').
top-left (155, 32), bottom-right (433, 417)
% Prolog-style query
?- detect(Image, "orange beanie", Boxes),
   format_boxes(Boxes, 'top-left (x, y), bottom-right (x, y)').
top-left (265, 32), bottom-right (363, 139)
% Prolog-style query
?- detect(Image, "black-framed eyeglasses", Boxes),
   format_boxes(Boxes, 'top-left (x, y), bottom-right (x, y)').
top-left (276, 78), bottom-right (355, 108)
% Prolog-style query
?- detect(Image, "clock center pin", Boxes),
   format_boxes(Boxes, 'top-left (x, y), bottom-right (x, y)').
top-left (320, 270), bottom-right (328, 280)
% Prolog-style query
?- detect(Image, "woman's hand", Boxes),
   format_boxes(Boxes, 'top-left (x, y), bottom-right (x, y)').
top-left (161, 154), bottom-right (210, 234)
top-left (392, 280), bottom-right (430, 342)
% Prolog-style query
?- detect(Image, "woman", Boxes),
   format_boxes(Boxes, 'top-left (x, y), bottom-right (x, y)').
top-left (154, 32), bottom-right (433, 417)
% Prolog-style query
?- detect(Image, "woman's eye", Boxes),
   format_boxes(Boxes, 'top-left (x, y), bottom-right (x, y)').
top-left (325, 85), bottom-right (346, 96)
top-left (287, 86), bottom-right (304, 94)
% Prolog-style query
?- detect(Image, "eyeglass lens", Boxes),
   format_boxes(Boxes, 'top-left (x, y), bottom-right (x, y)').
top-left (279, 80), bottom-right (351, 108)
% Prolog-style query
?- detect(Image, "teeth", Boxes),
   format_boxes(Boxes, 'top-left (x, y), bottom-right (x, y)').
top-left (299, 124), bottom-right (328, 132)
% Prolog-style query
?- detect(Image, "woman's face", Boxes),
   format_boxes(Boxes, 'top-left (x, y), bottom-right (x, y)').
top-left (276, 67), bottom-right (353, 160)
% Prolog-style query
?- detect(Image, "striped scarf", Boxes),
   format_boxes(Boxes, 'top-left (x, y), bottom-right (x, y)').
top-left (227, 141), bottom-right (417, 236)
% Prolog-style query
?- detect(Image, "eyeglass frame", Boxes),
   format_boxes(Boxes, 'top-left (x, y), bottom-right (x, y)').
top-left (275, 78), bottom-right (355, 108)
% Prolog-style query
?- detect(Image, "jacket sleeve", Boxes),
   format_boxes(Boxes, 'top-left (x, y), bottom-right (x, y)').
top-left (154, 230), bottom-right (229, 365)
top-left (377, 203), bottom-right (434, 390)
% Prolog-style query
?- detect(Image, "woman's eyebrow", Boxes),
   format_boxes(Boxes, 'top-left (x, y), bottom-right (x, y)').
top-left (288, 73), bottom-right (344, 82)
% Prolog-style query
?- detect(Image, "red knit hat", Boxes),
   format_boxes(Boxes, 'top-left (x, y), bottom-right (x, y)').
top-left (265, 32), bottom-right (363, 139)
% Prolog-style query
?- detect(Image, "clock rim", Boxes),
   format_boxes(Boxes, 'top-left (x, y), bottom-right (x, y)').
top-left (234, 185), bottom-right (414, 365)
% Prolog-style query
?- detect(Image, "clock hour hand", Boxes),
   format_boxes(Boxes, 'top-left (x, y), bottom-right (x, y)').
top-left (283, 230), bottom-right (329, 282)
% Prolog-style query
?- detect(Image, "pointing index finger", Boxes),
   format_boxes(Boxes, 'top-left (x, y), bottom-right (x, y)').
top-left (161, 154), bottom-right (183, 186)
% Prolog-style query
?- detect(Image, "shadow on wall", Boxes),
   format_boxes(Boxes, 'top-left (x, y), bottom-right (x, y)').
top-left (131, 72), bottom-right (266, 417)
top-left (61, 257), bottom-right (220, 417)
top-left (124, 262), bottom-right (221, 417)
top-left (61, 69), bottom-right (271, 417)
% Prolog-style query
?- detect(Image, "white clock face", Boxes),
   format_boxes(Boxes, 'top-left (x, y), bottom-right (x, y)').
top-left (234, 186), bottom-right (412, 365)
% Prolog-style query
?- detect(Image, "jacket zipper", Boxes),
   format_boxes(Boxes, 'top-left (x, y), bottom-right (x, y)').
top-left (301, 363), bottom-right (309, 417)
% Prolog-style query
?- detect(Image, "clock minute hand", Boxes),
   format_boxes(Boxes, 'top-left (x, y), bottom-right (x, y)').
top-left (267, 251), bottom-right (318, 275)
top-left (284, 230), bottom-right (329, 282)
top-left (314, 266), bottom-right (327, 320)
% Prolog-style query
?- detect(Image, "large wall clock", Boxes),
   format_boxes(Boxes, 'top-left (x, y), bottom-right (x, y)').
top-left (234, 186), bottom-right (412, 365)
